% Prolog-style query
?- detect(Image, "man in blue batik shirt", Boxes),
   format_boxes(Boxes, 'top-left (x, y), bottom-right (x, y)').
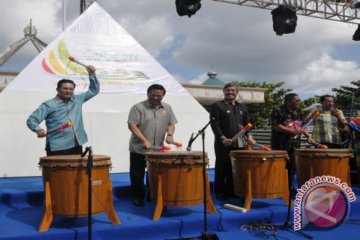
top-left (27, 65), bottom-right (99, 156)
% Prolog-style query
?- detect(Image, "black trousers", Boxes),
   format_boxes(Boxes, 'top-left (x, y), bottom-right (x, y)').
top-left (129, 152), bottom-right (147, 200)
top-left (214, 144), bottom-right (238, 196)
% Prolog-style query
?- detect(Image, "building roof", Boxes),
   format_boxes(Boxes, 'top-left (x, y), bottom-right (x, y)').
top-left (202, 71), bottom-right (225, 86)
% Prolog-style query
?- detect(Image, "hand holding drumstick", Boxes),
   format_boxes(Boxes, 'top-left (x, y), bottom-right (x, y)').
top-left (221, 123), bottom-right (252, 147)
top-left (253, 143), bottom-right (272, 151)
top-left (148, 146), bottom-right (171, 152)
top-left (170, 141), bottom-right (183, 149)
top-left (36, 121), bottom-right (72, 138)
top-left (68, 56), bottom-right (96, 74)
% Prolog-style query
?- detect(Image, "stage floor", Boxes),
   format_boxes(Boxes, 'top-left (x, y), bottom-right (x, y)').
top-left (1, 171), bottom-right (360, 240)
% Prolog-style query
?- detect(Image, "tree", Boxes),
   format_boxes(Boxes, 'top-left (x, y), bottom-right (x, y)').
top-left (332, 80), bottom-right (360, 114)
top-left (234, 81), bottom-right (317, 129)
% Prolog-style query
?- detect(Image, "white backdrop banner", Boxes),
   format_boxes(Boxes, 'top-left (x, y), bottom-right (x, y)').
top-left (5, 2), bottom-right (188, 96)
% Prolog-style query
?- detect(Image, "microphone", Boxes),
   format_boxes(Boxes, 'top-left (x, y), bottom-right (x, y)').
top-left (186, 133), bottom-right (194, 151)
top-left (330, 108), bottom-right (338, 117)
top-left (68, 56), bottom-right (88, 68)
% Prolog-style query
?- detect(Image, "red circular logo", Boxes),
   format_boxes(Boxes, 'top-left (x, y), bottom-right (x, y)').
top-left (304, 185), bottom-right (348, 228)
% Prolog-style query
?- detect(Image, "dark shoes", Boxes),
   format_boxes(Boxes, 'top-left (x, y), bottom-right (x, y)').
top-left (216, 193), bottom-right (229, 201)
top-left (133, 198), bottom-right (144, 206)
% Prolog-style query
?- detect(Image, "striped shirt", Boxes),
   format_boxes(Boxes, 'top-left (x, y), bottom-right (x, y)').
top-left (311, 109), bottom-right (345, 145)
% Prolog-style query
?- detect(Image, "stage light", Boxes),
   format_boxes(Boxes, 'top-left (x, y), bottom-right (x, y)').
top-left (175, 0), bottom-right (201, 17)
top-left (271, 5), bottom-right (297, 36)
top-left (353, 24), bottom-right (360, 41)
top-left (350, 0), bottom-right (360, 9)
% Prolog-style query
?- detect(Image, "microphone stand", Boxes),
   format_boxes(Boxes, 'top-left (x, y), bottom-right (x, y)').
top-left (244, 139), bottom-right (313, 239)
top-left (282, 141), bottom-right (313, 239)
top-left (82, 146), bottom-right (93, 240)
top-left (174, 120), bottom-right (218, 240)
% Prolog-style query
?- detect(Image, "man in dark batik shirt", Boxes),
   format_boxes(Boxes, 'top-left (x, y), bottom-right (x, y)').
top-left (270, 93), bottom-right (313, 188)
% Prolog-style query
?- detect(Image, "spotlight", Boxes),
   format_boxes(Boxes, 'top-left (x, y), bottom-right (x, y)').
top-left (175, 0), bottom-right (201, 18)
top-left (350, 0), bottom-right (360, 9)
top-left (271, 5), bottom-right (297, 36)
top-left (353, 24), bottom-right (360, 41)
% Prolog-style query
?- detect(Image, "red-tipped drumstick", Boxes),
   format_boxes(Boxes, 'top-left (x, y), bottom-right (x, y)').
top-left (253, 143), bottom-right (272, 151)
top-left (313, 143), bottom-right (328, 149)
top-left (68, 56), bottom-right (87, 68)
top-left (231, 123), bottom-right (253, 143)
top-left (47, 121), bottom-right (72, 135)
top-left (302, 111), bottom-right (320, 129)
top-left (294, 111), bottom-right (321, 140)
top-left (148, 146), bottom-right (171, 152)
top-left (171, 142), bottom-right (183, 149)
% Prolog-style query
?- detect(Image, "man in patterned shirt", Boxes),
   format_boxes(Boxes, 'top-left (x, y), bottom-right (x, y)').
top-left (307, 94), bottom-right (348, 148)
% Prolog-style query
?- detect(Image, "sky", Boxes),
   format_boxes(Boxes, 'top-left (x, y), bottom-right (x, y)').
top-left (1, 0), bottom-right (360, 99)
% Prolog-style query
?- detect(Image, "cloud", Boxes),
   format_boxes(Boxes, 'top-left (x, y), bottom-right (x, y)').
top-left (119, 16), bottom-right (176, 58)
top-left (288, 53), bottom-right (360, 98)
top-left (1, 0), bottom-right (359, 99)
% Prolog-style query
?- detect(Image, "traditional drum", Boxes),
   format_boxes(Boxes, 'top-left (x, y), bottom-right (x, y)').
top-left (295, 148), bottom-right (352, 187)
top-left (145, 151), bottom-right (216, 221)
top-left (230, 150), bottom-right (289, 209)
top-left (38, 154), bottom-right (120, 231)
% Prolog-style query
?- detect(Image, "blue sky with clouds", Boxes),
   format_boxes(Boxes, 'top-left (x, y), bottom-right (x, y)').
top-left (1, 0), bottom-right (360, 99)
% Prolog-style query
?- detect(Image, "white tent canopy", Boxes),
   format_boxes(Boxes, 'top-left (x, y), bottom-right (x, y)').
top-left (0, 3), bottom-right (215, 177)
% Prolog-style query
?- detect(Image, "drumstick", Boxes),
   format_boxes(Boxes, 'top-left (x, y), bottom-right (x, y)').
top-left (171, 142), bottom-right (183, 149)
top-left (231, 123), bottom-right (252, 143)
top-left (47, 121), bottom-right (72, 135)
top-left (253, 143), bottom-right (271, 151)
top-left (294, 111), bottom-right (320, 139)
top-left (302, 110), bottom-right (320, 130)
top-left (312, 143), bottom-right (328, 149)
top-left (148, 146), bottom-right (171, 152)
top-left (68, 56), bottom-right (88, 68)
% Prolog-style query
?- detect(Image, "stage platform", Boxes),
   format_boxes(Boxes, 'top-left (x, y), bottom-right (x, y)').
top-left (1, 170), bottom-right (360, 240)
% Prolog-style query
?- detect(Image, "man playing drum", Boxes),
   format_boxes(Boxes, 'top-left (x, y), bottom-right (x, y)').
top-left (210, 83), bottom-right (255, 201)
top-left (127, 84), bottom-right (178, 206)
top-left (270, 93), bottom-right (313, 188)
top-left (270, 93), bottom-right (313, 153)
top-left (27, 65), bottom-right (99, 156)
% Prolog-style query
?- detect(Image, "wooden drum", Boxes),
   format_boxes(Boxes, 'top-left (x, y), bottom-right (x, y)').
top-left (230, 150), bottom-right (289, 209)
top-left (295, 148), bottom-right (352, 187)
top-left (145, 151), bottom-right (216, 221)
top-left (38, 155), bottom-right (120, 231)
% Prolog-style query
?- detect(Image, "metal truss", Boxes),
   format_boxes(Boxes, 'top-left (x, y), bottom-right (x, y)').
top-left (81, 0), bottom-right (96, 13)
top-left (0, 20), bottom-right (47, 67)
top-left (211, 0), bottom-right (360, 24)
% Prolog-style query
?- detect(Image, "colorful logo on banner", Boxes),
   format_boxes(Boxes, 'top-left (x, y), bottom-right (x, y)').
top-left (41, 39), bottom-right (150, 82)
top-left (293, 176), bottom-right (356, 230)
